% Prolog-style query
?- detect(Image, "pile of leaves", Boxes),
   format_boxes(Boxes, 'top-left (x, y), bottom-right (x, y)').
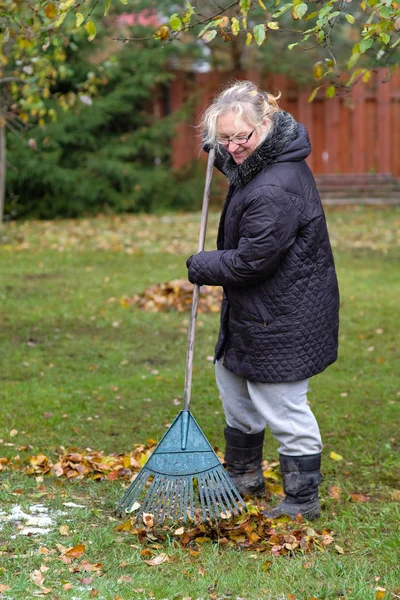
top-left (116, 509), bottom-right (336, 558)
top-left (124, 279), bottom-right (222, 313)
top-left (1, 443), bottom-right (157, 481)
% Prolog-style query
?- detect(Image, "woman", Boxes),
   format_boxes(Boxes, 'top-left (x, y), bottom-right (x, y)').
top-left (186, 81), bottom-right (339, 520)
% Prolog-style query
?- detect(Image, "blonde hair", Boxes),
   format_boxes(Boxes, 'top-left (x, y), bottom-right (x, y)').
top-left (200, 80), bottom-right (281, 147)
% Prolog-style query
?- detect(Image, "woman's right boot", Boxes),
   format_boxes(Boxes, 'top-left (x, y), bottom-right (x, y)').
top-left (224, 426), bottom-right (265, 497)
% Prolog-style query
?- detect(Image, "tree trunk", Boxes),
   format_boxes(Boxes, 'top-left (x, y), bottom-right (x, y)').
top-left (0, 123), bottom-right (5, 225)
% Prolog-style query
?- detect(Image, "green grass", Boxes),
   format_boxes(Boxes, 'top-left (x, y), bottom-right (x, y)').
top-left (0, 206), bottom-right (399, 600)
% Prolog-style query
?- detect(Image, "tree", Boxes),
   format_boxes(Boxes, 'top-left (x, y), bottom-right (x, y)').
top-left (0, 1), bottom-right (104, 222)
top-left (4, 3), bottom-right (206, 219)
top-left (116, 0), bottom-right (400, 91)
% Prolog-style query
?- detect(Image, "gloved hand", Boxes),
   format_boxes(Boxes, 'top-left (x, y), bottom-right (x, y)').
top-left (186, 254), bottom-right (203, 285)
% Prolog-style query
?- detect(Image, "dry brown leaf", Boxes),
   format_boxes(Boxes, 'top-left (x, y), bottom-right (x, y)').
top-left (328, 486), bottom-right (341, 499)
top-left (0, 585), bottom-right (11, 593)
top-left (142, 513), bottom-right (154, 527)
top-left (143, 553), bottom-right (170, 566)
top-left (31, 569), bottom-right (45, 587)
top-left (118, 576), bottom-right (133, 583)
top-left (59, 524), bottom-right (70, 536)
top-left (128, 280), bottom-right (222, 314)
top-left (65, 544), bottom-right (85, 558)
top-left (350, 493), bottom-right (370, 503)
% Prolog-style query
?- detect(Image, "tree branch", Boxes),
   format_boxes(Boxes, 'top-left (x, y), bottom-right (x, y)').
top-left (113, 1), bottom-right (238, 43)
top-left (0, 77), bottom-right (25, 85)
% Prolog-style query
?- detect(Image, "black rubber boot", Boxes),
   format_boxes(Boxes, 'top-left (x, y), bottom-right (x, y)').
top-left (263, 453), bottom-right (322, 520)
top-left (224, 426), bottom-right (265, 497)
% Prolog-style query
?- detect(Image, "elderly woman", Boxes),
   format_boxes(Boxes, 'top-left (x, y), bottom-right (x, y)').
top-left (186, 81), bottom-right (339, 520)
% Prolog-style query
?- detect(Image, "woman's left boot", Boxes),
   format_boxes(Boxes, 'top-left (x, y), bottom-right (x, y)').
top-left (224, 426), bottom-right (265, 497)
top-left (263, 453), bottom-right (322, 520)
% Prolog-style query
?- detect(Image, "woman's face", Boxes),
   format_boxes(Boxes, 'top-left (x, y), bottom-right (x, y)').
top-left (216, 111), bottom-right (266, 165)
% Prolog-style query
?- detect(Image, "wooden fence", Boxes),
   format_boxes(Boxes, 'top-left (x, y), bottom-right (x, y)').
top-left (169, 68), bottom-right (400, 183)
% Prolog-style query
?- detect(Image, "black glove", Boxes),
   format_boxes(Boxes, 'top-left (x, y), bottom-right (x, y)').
top-left (186, 254), bottom-right (203, 285)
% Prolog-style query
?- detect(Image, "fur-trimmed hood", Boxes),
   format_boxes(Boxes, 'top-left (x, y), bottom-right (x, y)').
top-left (221, 111), bottom-right (309, 187)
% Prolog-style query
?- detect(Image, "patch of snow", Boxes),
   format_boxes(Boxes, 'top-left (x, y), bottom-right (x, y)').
top-left (20, 526), bottom-right (52, 536)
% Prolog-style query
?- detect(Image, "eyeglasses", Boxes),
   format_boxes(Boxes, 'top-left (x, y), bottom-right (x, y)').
top-left (215, 129), bottom-right (255, 147)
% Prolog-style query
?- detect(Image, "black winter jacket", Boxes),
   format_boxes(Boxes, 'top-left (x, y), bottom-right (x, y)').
top-left (187, 111), bottom-right (339, 383)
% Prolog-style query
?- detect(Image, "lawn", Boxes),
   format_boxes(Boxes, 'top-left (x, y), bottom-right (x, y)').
top-left (0, 206), bottom-right (399, 600)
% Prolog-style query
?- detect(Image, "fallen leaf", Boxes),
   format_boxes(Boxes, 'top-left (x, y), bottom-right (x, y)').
top-left (350, 493), bottom-right (370, 503)
top-left (0, 585), bottom-right (11, 593)
top-left (267, 482), bottom-right (284, 495)
top-left (118, 576), bottom-right (133, 583)
top-left (335, 544), bottom-right (345, 554)
top-left (31, 569), bottom-right (45, 587)
top-left (59, 524), bottom-right (70, 536)
top-left (10, 429), bottom-right (18, 438)
top-left (263, 469), bottom-right (280, 481)
top-left (328, 486), bottom-right (342, 499)
top-left (143, 553), bottom-right (169, 566)
top-left (142, 513), bottom-right (154, 527)
top-left (329, 451), bottom-right (343, 461)
top-left (390, 489), bottom-right (400, 501)
top-left (65, 544), bottom-right (85, 558)
top-left (229, 533), bottom-right (247, 544)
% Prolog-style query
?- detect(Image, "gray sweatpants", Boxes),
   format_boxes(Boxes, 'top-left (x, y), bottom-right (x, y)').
top-left (215, 360), bottom-right (322, 456)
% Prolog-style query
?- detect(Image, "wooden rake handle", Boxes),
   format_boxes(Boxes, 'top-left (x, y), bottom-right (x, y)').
top-left (183, 148), bottom-right (216, 417)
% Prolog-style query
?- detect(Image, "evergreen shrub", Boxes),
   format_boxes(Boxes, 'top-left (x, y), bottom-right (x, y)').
top-left (5, 23), bottom-right (206, 219)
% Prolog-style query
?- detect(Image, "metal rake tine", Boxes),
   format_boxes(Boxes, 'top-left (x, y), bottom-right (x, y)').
top-left (166, 478), bottom-right (180, 522)
top-left (197, 474), bottom-right (208, 522)
top-left (139, 473), bottom-right (165, 516)
top-left (200, 472), bottom-right (215, 520)
top-left (208, 470), bottom-right (225, 518)
top-left (219, 470), bottom-right (243, 512)
top-left (188, 477), bottom-right (195, 522)
top-left (116, 469), bottom-right (145, 512)
top-left (116, 469), bottom-right (148, 514)
top-left (157, 476), bottom-right (174, 523)
top-left (209, 469), bottom-right (229, 514)
top-left (176, 479), bottom-right (184, 521)
top-left (176, 479), bottom-right (183, 521)
top-left (165, 478), bottom-right (178, 521)
top-left (215, 468), bottom-right (237, 513)
top-left (149, 476), bottom-right (169, 522)
top-left (203, 472), bottom-right (219, 519)
top-left (181, 477), bottom-right (189, 521)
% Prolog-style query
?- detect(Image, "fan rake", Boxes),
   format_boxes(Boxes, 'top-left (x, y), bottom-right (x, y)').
top-left (115, 148), bottom-right (246, 524)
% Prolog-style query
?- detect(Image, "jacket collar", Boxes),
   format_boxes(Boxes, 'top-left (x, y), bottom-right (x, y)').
top-left (221, 111), bottom-right (300, 187)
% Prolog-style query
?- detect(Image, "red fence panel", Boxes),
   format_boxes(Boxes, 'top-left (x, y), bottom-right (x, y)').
top-left (169, 68), bottom-right (400, 180)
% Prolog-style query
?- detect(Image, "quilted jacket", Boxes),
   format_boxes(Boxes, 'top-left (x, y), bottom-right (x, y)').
top-left (187, 111), bottom-right (339, 383)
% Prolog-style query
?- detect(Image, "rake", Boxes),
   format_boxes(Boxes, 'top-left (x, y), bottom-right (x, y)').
top-left (115, 149), bottom-right (246, 524)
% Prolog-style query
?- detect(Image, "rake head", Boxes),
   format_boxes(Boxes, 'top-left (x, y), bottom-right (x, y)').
top-left (115, 411), bottom-right (246, 524)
